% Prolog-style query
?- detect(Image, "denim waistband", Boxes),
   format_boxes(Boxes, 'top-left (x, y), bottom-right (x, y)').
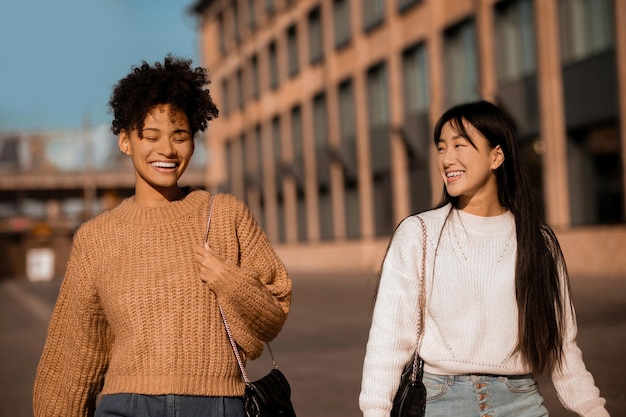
top-left (425, 372), bottom-right (533, 382)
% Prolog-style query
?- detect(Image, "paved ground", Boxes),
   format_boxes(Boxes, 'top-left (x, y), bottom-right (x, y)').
top-left (1, 271), bottom-right (624, 417)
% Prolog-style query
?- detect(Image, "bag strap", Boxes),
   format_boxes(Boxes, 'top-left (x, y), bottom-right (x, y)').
top-left (204, 194), bottom-right (277, 385)
top-left (409, 215), bottom-right (428, 381)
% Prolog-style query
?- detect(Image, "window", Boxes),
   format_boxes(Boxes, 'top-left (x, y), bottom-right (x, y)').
top-left (397, 0), bottom-right (421, 13)
top-left (268, 41), bottom-right (279, 90)
top-left (494, 0), bottom-right (536, 84)
top-left (363, 0), bottom-right (385, 32)
top-left (402, 43), bottom-right (429, 116)
top-left (568, 124), bottom-right (624, 225)
top-left (251, 54), bottom-right (260, 99)
top-left (402, 42), bottom-right (432, 214)
top-left (559, 0), bottom-right (614, 64)
top-left (367, 63), bottom-right (390, 130)
top-left (291, 106), bottom-right (307, 242)
top-left (218, 12), bottom-right (226, 54)
top-left (338, 79), bottom-right (360, 239)
top-left (367, 62), bottom-right (394, 237)
top-left (265, 0), bottom-right (275, 16)
top-left (443, 19), bottom-right (479, 106)
top-left (287, 25), bottom-right (299, 77)
top-left (221, 78), bottom-right (230, 117)
top-left (232, 1), bottom-right (241, 44)
top-left (247, 0), bottom-right (257, 31)
top-left (308, 6), bottom-right (324, 64)
top-left (236, 68), bottom-right (244, 110)
top-left (313, 93), bottom-right (333, 240)
top-left (272, 116), bottom-right (286, 242)
top-left (333, 0), bottom-right (351, 49)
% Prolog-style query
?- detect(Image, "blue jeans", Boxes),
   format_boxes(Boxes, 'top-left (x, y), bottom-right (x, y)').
top-left (423, 372), bottom-right (549, 417)
top-left (95, 394), bottom-right (245, 417)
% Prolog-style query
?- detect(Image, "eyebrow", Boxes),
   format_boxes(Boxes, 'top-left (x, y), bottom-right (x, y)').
top-left (142, 127), bottom-right (191, 134)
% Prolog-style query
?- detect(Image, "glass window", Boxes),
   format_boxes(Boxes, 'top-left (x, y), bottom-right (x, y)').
top-left (269, 41), bottom-right (279, 90)
top-left (232, 1), bottom-right (241, 44)
top-left (236, 68), bottom-right (244, 110)
top-left (397, 0), bottom-right (421, 13)
top-left (367, 63), bottom-right (390, 129)
top-left (495, 0), bottom-right (536, 84)
top-left (402, 42), bottom-right (429, 115)
top-left (248, 0), bottom-right (257, 30)
top-left (221, 78), bottom-right (230, 117)
top-left (251, 54), bottom-right (260, 99)
top-left (287, 25), bottom-right (299, 77)
top-left (291, 106), bottom-right (307, 242)
top-left (559, 0), bottom-right (614, 64)
top-left (367, 62), bottom-right (393, 237)
top-left (338, 79), bottom-right (360, 239)
top-left (333, 0), bottom-right (351, 49)
top-left (363, 0), bottom-right (385, 31)
top-left (568, 124), bottom-right (624, 225)
top-left (271, 116), bottom-right (286, 242)
top-left (266, 0), bottom-right (275, 15)
top-left (313, 93), bottom-right (333, 240)
top-left (308, 6), bottom-right (324, 64)
top-left (443, 19), bottom-right (479, 107)
top-left (218, 12), bottom-right (226, 54)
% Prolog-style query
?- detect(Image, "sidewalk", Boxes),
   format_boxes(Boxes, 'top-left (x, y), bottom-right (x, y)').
top-left (1, 271), bottom-right (624, 417)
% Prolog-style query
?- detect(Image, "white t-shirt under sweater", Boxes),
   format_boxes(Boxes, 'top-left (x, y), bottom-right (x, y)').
top-left (359, 204), bottom-right (608, 417)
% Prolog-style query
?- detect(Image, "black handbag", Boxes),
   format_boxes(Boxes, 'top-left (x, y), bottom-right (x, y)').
top-left (390, 215), bottom-right (428, 417)
top-left (220, 306), bottom-right (297, 417)
top-left (391, 354), bottom-right (426, 417)
top-left (205, 195), bottom-right (296, 417)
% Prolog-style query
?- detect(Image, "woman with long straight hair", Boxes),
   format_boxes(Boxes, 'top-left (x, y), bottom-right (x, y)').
top-left (360, 100), bottom-right (608, 416)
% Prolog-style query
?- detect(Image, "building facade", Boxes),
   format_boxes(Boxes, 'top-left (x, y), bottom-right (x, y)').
top-left (192, 0), bottom-right (626, 276)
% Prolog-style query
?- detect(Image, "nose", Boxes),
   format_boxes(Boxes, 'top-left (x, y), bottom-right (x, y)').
top-left (440, 147), bottom-right (455, 168)
top-left (157, 139), bottom-right (175, 156)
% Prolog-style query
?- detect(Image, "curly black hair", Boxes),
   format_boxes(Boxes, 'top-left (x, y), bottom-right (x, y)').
top-left (108, 54), bottom-right (219, 137)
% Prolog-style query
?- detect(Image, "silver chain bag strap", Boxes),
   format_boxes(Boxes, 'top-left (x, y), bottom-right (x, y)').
top-left (391, 215), bottom-right (428, 417)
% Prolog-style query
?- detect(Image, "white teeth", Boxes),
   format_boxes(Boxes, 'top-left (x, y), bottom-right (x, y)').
top-left (446, 171), bottom-right (463, 178)
top-left (152, 161), bottom-right (177, 168)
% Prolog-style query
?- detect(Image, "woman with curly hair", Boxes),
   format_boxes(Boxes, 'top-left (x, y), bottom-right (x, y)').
top-left (33, 55), bottom-right (292, 417)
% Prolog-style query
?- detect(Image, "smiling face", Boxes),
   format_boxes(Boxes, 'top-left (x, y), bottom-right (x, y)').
top-left (118, 104), bottom-right (194, 206)
top-left (436, 119), bottom-right (505, 215)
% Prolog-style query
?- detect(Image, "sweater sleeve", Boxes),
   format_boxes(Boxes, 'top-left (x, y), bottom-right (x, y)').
top-left (33, 228), bottom-right (113, 417)
top-left (359, 217), bottom-right (423, 417)
top-left (208, 195), bottom-right (291, 360)
top-left (551, 276), bottom-right (609, 417)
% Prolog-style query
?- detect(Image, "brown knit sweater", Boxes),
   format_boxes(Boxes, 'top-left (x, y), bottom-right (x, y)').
top-left (33, 189), bottom-right (291, 417)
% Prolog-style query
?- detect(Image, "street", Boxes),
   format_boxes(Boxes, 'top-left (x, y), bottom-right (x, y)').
top-left (1, 271), bottom-right (624, 417)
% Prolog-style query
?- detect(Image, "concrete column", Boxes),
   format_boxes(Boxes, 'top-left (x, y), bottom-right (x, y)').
top-left (535, 0), bottom-right (570, 227)
top-left (354, 71), bottom-right (375, 239)
top-left (476, 0), bottom-right (498, 102)
top-left (301, 98), bottom-right (320, 242)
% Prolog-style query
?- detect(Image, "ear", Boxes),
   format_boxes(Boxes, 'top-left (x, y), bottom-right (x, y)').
top-left (118, 131), bottom-right (130, 155)
top-left (491, 145), bottom-right (505, 170)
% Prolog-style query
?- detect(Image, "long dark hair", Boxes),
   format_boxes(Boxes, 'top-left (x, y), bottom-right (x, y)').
top-left (433, 100), bottom-right (570, 375)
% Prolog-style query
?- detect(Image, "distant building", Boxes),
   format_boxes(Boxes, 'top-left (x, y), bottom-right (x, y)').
top-left (191, 0), bottom-right (626, 276)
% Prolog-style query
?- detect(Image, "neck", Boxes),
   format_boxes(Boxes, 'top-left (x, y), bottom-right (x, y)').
top-left (134, 185), bottom-right (187, 207)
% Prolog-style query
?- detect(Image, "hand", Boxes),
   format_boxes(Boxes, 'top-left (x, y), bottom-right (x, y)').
top-left (194, 243), bottom-right (226, 285)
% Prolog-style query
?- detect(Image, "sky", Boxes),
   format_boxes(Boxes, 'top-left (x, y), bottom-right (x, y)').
top-left (0, 0), bottom-right (201, 133)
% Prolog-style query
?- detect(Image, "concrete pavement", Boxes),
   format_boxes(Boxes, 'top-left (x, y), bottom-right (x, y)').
top-left (1, 271), bottom-right (624, 417)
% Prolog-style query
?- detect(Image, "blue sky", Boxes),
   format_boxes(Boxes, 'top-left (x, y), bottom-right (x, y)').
top-left (0, 0), bottom-right (200, 133)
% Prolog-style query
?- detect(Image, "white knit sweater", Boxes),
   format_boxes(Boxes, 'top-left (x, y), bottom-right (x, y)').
top-left (359, 204), bottom-right (608, 417)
